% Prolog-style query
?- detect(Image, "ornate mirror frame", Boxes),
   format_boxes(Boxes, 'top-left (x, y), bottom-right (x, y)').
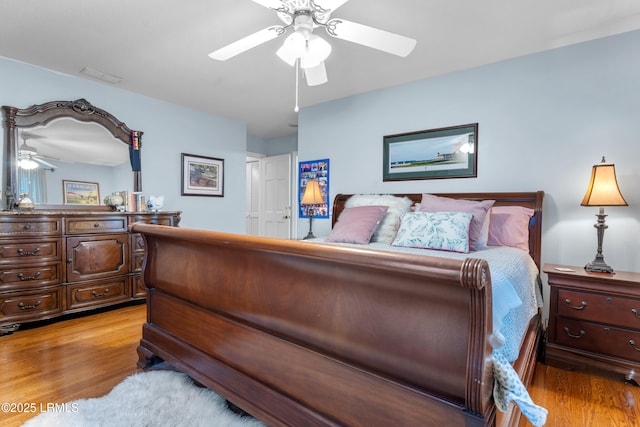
top-left (2, 98), bottom-right (142, 210)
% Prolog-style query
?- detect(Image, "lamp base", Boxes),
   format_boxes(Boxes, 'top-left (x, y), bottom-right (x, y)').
top-left (585, 259), bottom-right (614, 274)
top-left (303, 232), bottom-right (316, 240)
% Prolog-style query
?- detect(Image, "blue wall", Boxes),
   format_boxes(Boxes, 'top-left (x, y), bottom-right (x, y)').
top-left (1, 56), bottom-right (247, 233)
top-left (298, 30), bottom-right (640, 276)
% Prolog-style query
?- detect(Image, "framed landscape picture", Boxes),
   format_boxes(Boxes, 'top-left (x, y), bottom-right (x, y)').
top-left (63, 180), bottom-right (100, 205)
top-left (383, 123), bottom-right (478, 181)
top-left (181, 153), bottom-right (224, 197)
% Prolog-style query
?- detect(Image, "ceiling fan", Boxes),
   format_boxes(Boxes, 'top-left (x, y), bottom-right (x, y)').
top-left (208, 0), bottom-right (417, 87)
top-left (18, 133), bottom-right (57, 171)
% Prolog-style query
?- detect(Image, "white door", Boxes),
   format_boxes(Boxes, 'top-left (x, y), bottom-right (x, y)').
top-left (245, 160), bottom-right (260, 235)
top-left (259, 153), bottom-right (292, 239)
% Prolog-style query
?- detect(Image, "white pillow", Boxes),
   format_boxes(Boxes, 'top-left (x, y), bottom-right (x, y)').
top-left (344, 194), bottom-right (413, 244)
top-left (392, 211), bottom-right (473, 253)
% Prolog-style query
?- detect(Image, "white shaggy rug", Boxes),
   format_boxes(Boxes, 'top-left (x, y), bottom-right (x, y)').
top-left (22, 370), bottom-right (266, 427)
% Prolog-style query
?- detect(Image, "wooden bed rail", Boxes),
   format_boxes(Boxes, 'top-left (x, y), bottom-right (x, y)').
top-left (133, 224), bottom-right (496, 426)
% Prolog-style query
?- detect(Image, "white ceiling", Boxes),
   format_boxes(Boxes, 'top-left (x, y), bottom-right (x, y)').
top-left (2, 0), bottom-right (640, 139)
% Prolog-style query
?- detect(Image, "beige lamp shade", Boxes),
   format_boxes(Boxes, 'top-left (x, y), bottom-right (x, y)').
top-left (301, 179), bottom-right (324, 205)
top-left (581, 157), bottom-right (627, 207)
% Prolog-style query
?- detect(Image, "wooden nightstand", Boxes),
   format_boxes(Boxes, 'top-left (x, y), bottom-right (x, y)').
top-left (544, 263), bottom-right (640, 382)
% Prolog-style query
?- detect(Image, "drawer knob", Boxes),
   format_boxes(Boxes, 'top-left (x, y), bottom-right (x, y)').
top-left (632, 309), bottom-right (640, 320)
top-left (18, 300), bottom-right (42, 310)
top-left (564, 299), bottom-right (587, 310)
top-left (17, 247), bottom-right (41, 257)
top-left (630, 340), bottom-right (640, 352)
top-left (563, 327), bottom-right (585, 339)
top-left (94, 223), bottom-right (100, 228)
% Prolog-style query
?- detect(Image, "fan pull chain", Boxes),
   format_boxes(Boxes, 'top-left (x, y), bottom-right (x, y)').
top-left (294, 58), bottom-right (300, 113)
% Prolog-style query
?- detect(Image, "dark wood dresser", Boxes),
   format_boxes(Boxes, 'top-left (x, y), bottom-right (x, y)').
top-left (0, 210), bottom-right (180, 334)
top-left (544, 263), bottom-right (640, 382)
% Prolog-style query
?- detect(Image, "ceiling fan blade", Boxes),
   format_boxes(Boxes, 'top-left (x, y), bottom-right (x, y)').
top-left (33, 157), bottom-right (57, 170)
top-left (325, 19), bottom-right (416, 57)
top-left (315, 0), bottom-right (351, 12)
top-left (209, 26), bottom-right (285, 61)
top-left (250, 0), bottom-right (283, 9)
top-left (304, 62), bottom-right (328, 86)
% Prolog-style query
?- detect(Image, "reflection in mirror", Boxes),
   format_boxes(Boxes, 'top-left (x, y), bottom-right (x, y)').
top-left (2, 98), bottom-right (141, 210)
top-left (17, 120), bottom-right (130, 204)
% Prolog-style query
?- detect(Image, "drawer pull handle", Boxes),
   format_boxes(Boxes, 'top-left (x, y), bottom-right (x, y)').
top-left (18, 301), bottom-right (41, 310)
top-left (22, 224), bottom-right (32, 231)
top-left (92, 288), bottom-right (110, 298)
top-left (564, 299), bottom-right (587, 310)
top-left (632, 309), bottom-right (640, 319)
top-left (563, 327), bottom-right (585, 339)
top-left (17, 248), bottom-right (40, 256)
top-left (93, 223), bottom-right (100, 228)
top-left (630, 340), bottom-right (640, 352)
top-left (17, 272), bottom-right (41, 281)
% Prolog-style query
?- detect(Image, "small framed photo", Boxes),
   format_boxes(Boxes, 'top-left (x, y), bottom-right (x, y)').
top-left (63, 180), bottom-right (100, 205)
top-left (383, 123), bottom-right (478, 181)
top-left (181, 153), bottom-right (224, 197)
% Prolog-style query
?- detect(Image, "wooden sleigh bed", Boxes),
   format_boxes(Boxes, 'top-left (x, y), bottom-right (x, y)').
top-left (134, 191), bottom-right (545, 427)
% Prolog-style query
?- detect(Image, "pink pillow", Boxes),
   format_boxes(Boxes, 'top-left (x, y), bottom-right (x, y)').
top-left (487, 206), bottom-right (534, 251)
top-left (419, 194), bottom-right (495, 251)
top-left (326, 205), bottom-right (389, 245)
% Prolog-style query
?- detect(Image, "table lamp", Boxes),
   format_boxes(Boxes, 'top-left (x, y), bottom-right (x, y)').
top-left (300, 179), bottom-right (324, 239)
top-left (580, 156), bottom-right (628, 273)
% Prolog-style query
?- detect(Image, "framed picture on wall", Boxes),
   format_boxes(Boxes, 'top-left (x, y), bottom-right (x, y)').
top-left (383, 123), bottom-right (478, 181)
top-left (62, 180), bottom-right (100, 205)
top-left (181, 153), bottom-right (224, 197)
top-left (299, 159), bottom-right (330, 219)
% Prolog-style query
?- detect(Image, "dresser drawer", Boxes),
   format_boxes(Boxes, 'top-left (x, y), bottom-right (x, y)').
top-left (67, 277), bottom-right (131, 310)
top-left (65, 217), bottom-right (128, 234)
top-left (129, 215), bottom-right (175, 226)
top-left (0, 217), bottom-right (62, 237)
top-left (555, 318), bottom-right (640, 363)
top-left (558, 289), bottom-right (640, 329)
top-left (0, 287), bottom-right (63, 320)
top-left (0, 262), bottom-right (62, 291)
top-left (0, 238), bottom-right (62, 265)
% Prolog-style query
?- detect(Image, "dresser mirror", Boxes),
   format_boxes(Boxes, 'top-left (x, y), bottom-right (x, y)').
top-left (2, 99), bottom-right (142, 210)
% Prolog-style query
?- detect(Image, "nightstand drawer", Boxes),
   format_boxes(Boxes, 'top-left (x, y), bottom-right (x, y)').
top-left (556, 318), bottom-right (640, 363)
top-left (558, 289), bottom-right (640, 329)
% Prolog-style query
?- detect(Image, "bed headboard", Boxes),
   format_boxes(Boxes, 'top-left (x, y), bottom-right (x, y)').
top-left (331, 191), bottom-right (544, 269)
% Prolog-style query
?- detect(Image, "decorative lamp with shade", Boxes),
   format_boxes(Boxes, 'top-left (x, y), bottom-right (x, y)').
top-left (581, 156), bottom-right (628, 273)
top-left (301, 179), bottom-right (325, 240)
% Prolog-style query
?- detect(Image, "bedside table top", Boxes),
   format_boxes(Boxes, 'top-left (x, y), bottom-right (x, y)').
top-left (544, 263), bottom-right (640, 286)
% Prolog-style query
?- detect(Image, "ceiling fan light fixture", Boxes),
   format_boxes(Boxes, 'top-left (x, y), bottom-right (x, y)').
top-left (18, 157), bottom-right (39, 170)
top-left (301, 34), bottom-right (331, 68)
top-left (277, 31), bottom-right (331, 68)
top-left (276, 31), bottom-right (307, 65)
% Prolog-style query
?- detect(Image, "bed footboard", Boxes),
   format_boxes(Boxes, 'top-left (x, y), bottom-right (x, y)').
top-left (134, 224), bottom-right (496, 426)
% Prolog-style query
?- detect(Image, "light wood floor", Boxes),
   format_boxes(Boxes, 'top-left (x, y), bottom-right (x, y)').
top-left (2, 304), bottom-right (640, 427)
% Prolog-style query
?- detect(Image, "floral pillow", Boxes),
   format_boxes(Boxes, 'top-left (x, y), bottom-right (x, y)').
top-left (392, 211), bottom-right (473, 253)
top-left (419, 193), bottom-right (495, 251)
